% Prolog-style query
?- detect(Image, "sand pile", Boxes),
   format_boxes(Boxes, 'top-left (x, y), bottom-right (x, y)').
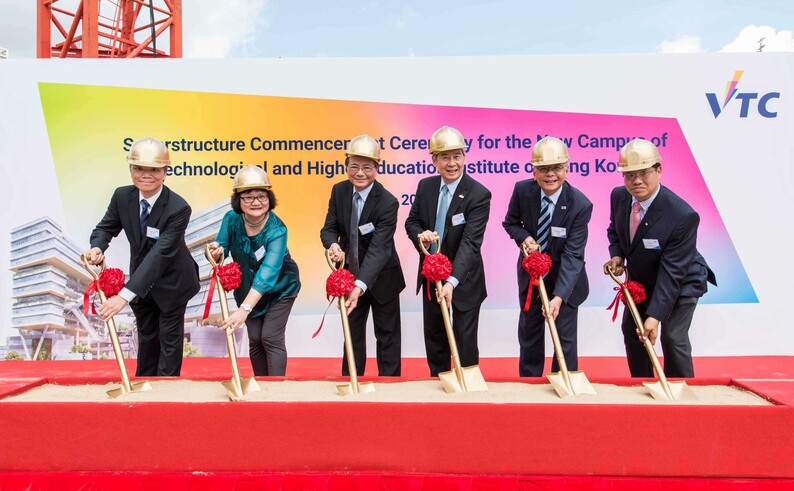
top-left (2, 380), bottom-right (771, 405)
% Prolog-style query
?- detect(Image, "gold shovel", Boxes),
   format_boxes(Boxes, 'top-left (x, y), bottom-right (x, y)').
top-left (522, 245), bottom-right (596, 397)
top-left (325, 250), bottom-right (375, 396)
top-left (606, 266), bottom-right (695, 401)
top-left (79, 254), bottom-right (152, 399)
top-left (418, 238), bottom-right (487, 393)
top-left (204, 245), bottom-right (261, 401)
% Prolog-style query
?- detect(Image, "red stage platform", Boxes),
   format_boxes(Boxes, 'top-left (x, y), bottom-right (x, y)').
top-left (1, 357), bottom-right (793, 490)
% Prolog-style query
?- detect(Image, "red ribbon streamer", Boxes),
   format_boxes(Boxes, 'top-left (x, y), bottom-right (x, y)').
top-left (83, 280), bottom-right (99, 316)
top-left (522, 277), bottom-right (541, 312)
top-left (606, 286), bottom-right (624, 322)
top-left (606, 281), bottom-right (647, 322)
top-left (521, 252), bottom-right (552, 312)
top-left (311, 298), bottom-right (336, 338)
top-left (202, 272), bottom-right (218, 320)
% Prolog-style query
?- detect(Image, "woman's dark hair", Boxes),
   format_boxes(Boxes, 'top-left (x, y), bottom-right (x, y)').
top-left (231, 188), bottom-right (277, 214)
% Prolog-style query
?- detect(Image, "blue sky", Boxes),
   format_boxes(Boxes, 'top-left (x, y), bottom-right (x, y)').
top-left (1, 0), bottom-right (793, 58)
top-left (232, 0), bottom-right (794, 57)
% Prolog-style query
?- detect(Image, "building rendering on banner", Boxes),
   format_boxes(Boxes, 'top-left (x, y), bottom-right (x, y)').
top-left (183, 199), bottom-right (247, 357)
top-left (3, 202), bottom-right (247, 360)
top-left (9, 217), bottom-right (112, 360)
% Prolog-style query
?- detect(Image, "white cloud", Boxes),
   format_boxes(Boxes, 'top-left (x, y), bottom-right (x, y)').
top-left (183, 0), bottom-right (267, 58)
top-left (657, 34), bottom-right (704, 53)
top-left (720, 25), bottom-right (794, 52)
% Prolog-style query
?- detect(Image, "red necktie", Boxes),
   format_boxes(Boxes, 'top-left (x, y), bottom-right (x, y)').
top-left (629, 201), bottom-right (641, 243)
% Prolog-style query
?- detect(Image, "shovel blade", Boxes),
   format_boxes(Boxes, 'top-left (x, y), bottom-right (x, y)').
top-left (337, 381), bottom-right (376, 396)
top-left (548, 370), bottom-right (597, 398)
top-left (569, 371), bottom-right (597, 395)
top-left (439, 365), bottom-right (488, 393)
top-left (643, 380), bottom-right (696, 401)
top-left (547, 372), bottom-right (573, 398)
top-left (223, 377), bottom-right (262, 401)
top-left (106, 380), bottom-right (152, 399)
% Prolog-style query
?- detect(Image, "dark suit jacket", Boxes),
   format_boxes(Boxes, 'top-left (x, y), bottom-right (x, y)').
top-left (405, 173), bottom-right (491, 311)
top-left (607, 185), bottom-right (716, 321)
top-left (320, 180), bottom-right (405, 304)
top-left (502, 180), bottom-right (592, 307)
top-left (90, 185), bottom-right (200, 311)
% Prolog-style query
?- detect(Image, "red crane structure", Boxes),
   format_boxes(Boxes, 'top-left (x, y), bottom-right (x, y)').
top-left (37, 0), bottom-right (182, 58)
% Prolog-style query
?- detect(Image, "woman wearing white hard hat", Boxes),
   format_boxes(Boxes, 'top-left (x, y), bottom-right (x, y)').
top-left (209, 166), bottom-right (301, 376)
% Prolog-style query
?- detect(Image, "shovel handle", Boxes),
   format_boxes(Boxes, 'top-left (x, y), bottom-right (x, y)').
top-left (418, 235), bottom-right (441, 256)
top-left (204, 244), bottom-right (244, 398)
top-left (522, 247), bottom-right (573, 392)
top-left (324, 249), bottom-right (361, 393)
top-left (605, 266), bottom-right (674, 399)
top-left (325, 249), bottom-right (341, 271)
top-left (417, 237), bottom-right (465, 390)
top-left (78, 253), bottom-right (132, 394)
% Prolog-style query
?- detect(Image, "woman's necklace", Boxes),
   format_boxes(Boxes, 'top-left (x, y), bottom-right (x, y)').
top-left (244, 213), bottom-right (268, 228)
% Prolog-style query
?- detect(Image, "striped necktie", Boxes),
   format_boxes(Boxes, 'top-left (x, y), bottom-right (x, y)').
top-left (536, 196), bottom-right (553, 253)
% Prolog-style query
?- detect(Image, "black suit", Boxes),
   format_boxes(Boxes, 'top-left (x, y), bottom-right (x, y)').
top-left (607, 185), bottom-right (716, 377)
top-left (503, 181), bottom-right (592, 376)
top-left (90, 185), bottom-right (200, 376)
top-left (405, 174), bottom-right (491, 376)
top-left (321, 180), bottom-right (405, 376)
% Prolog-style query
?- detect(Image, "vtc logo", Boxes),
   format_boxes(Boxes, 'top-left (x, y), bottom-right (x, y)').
top-left (706, 70), bottom-right (780, 118)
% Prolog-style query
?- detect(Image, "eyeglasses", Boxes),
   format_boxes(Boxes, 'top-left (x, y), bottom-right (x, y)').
top-left (348, 165), bottom-right (377, 174)
top-left (622, 168), bottom-right (658, 181)
top-left (240, 195), bottom-right (269, 204)
top-left (534, 164), bottom-right (566, 174)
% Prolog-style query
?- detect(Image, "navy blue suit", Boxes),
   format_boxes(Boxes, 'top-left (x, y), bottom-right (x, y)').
top-left (607, 185), bottom-right (716, 377)
top-left (503, 180), bottom-right (592, 376)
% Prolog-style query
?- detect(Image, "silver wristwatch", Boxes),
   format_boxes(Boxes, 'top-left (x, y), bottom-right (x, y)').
top-left (241, 303), bottom-right (252, 312)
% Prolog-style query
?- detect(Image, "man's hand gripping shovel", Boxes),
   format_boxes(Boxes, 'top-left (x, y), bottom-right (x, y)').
top-left (204, 245), bottom-right (261, 401)
top-left (79, 254), bottom-right (152, 398)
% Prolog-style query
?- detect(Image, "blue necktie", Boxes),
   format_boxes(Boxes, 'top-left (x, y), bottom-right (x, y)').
top-left (140, 199), bottom-right (150, 241)
top-left (349, 192), bottom-right (362, 275)
top-left (537, 196), bottom-right (553, 253)
top-left (431, 185), bottom-right (450, 254)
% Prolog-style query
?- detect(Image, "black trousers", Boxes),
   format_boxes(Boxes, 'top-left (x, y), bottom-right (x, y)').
top-left (245, 296), bottom-right (295, 377)
top-left (518, 296), bottom-right (579, 377)
top-left (421, 282), bottom-right (481, 377)
top-left (130, 295), bottom-right (187, 377)
top-left (621, 296), bottom-right (698, 378)
top-left (342, 291), bottom-right (401, 377)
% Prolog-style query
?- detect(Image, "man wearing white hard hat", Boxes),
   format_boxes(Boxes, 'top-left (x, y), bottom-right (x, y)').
top-left (503, 137), bottom-right (593, 377)
top-left (85, 137), bottom-right (200, 376)
top-left (604, 138), bottom-right (716, 378)
top-left (405, 126), bottom-right (492, 377)
top-left (321, 134), bottom-right (405, 376)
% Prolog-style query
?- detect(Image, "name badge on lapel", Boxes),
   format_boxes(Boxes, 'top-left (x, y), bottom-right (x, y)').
top-left (643, 239), bottom-right (661, 250)
top-left (551, 227), bottom-right (567, 238)
top-left (358, 222), bottom-right (375, 235)
top-left (254, 245), bottom-right (266, 261)
top-left (146, 226), bottom-right (160, 240)
top-left (452, 213), bottom-right (466, 226)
